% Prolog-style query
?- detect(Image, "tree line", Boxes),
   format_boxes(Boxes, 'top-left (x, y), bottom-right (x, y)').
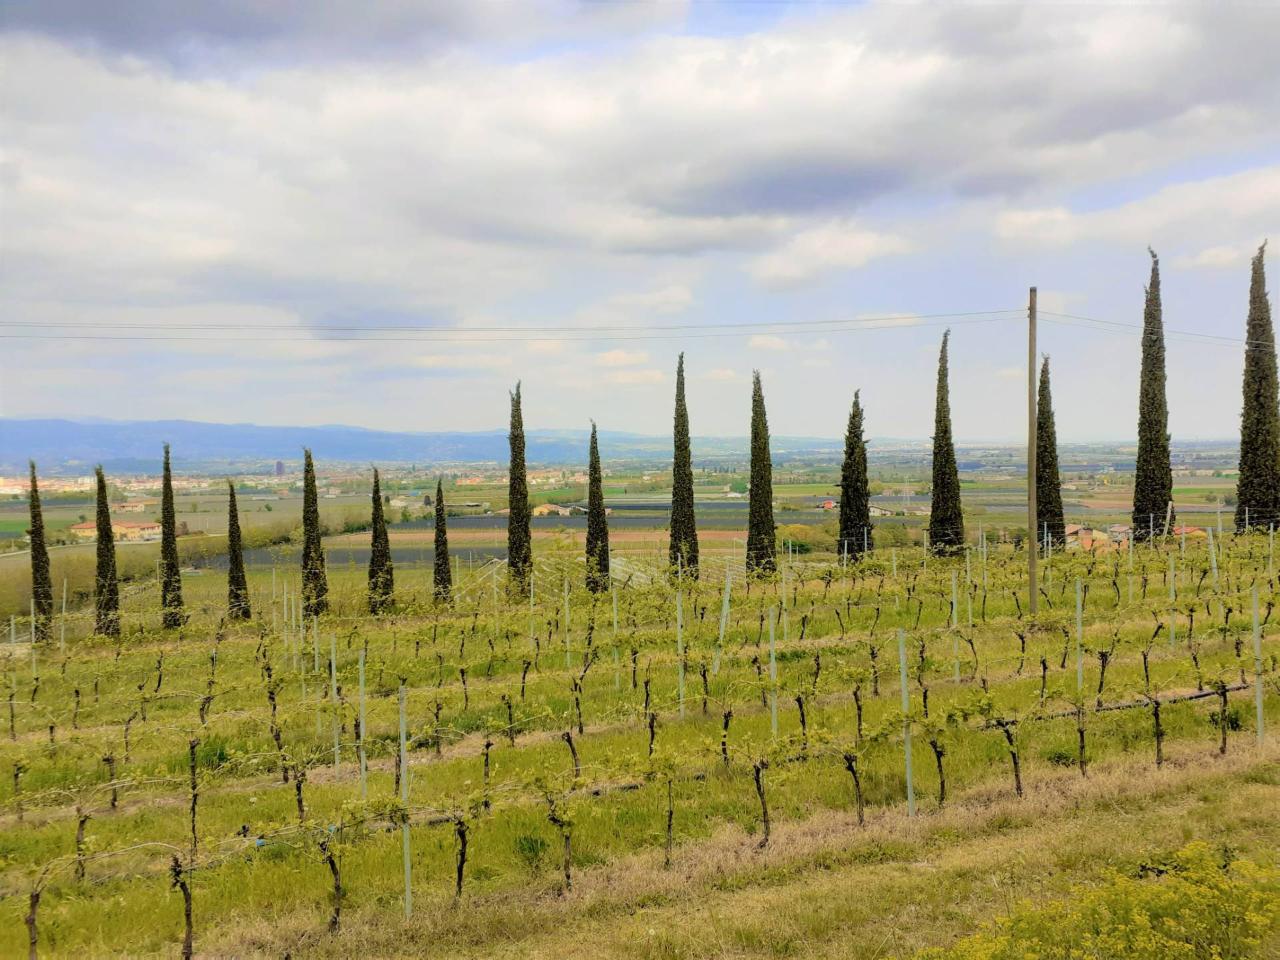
top-left (20, 244), bottom-right (1276, 635)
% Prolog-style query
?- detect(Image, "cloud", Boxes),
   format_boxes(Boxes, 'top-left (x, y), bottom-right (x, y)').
top-left (526, 340), bottom-right (565, 356)
top-left (595, 348), bottom-right (649, 367)
top-left (703, 368), bottom-right (737, 381)
top-left (413, 352), bottom-right (513, 370)
top-left (604, 284), bottom-right (694, 315)
top-left (605, 368), bottom-right (663, 385)
top-left (748, 335), bottom-right (789, 351)
top-left (5, 3), bottom-right (1280, 436)
top-left (749, 221), bottom-right (911, 287)
top-left (0, 0), bottom-right (683, 65)
top-left (1172, 244), bottom-right (1253, 270)
top-left (995, 167), bottom-right (1280, 254)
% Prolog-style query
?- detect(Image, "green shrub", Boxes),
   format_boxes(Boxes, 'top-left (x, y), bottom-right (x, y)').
top-left (917, 842), bottom-right (1280, 960)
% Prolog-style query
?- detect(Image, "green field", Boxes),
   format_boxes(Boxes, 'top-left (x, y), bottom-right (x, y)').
top-left (0, 535), bottom-right (1277, 958)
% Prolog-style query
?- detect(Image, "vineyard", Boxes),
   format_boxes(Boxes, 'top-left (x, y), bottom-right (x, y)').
top-left (1, 535), bottom-right (1278, 958)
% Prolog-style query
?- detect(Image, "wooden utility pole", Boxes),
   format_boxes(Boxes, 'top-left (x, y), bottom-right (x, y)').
top-left (1027, 287), bottom-right (1038, 616)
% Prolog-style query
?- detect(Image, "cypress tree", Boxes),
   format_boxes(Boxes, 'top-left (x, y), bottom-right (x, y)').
top-left (433, 478), bottom-right (451, 604)
top-left (585, 421), bottom-right (610, 593)
top-left (367, 467), bottom-right (394, 614)
top-left (746, 371), bottom-right (776, 575)
top-left (160, 443), bottom-right (184, 629)
top-left (93, 465), bottom-right (120, 637)
top-left (301, 448), bottom-right (329, 618)
top-left (1132, 248), bottom-right (1174, 540)
top-left (28, 461), bottom-right (53, 642)
top-left (928, 330), bottom-right (965, 554)
top-left (226, 480), bottom-right (250, 621)
top-left (837, 390), bottom-right (872, 559)
top-left (1235, 242), bottom-right (1278, 532)
top-left (506, 382), bottom-right (532, 594)
top-left (1036, 357), bottom-right (1066, 547)
top-left (669, 353), bottom-right (699, 578)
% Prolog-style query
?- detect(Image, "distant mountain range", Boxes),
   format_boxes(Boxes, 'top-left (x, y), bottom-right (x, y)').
top-left (0, 417), bottom-right (859, 473)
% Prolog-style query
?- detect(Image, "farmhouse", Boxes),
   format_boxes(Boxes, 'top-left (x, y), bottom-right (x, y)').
top-left (532, 503), bottom-right (572, 517)
top-left (113, 499), bottom-right (156, 513)
top-left (70, 519), bottom-right (162, 542)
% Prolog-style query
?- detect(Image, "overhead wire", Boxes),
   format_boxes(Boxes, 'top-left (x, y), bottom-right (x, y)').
top-left (1039, 310), bottom-right (1262, 349)
top-left (0, 310), bottom-right (1023, 344)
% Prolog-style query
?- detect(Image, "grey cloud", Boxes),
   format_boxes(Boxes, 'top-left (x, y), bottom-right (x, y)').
top-left (0, 0), bottom-right (681, 65)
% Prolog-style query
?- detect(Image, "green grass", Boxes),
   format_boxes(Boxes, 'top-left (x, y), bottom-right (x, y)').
top-left (0, 535), bottom-right (1276, 957)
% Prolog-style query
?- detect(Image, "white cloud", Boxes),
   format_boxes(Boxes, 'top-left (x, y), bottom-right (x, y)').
top-left (413, 352), bottom-right (512, 370)
top-left (526, 340), bottom-right (565, 356)
top-left (595, 348), bottom-right (649, 367)
top-left (995, 167), bottom-right (1280, 253)
top-left (703, 367), bottom-right (737, 381)
top-left (750, 221), bottom-right (911, 287)
top-left (748, 335), bottom-right (789, 351)
top-left (1172, 244), bottom-right (1253, 270)
top-left (605, 284), bottom-right (694, 315)
top-left (605, 368), bottom-right (663, 385)
top-left (5, 3), bottom-right (1280, 435)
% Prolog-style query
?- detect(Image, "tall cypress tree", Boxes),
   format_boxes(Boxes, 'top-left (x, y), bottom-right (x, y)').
top-left (93, 465), bottom-right (120, 637)
top-left (585, 421), bottom-right (610, 593)
top-left (746, 371), bottom-right (776, 575)
top-left (28, 461), bottom-right (53, 642)
top-left (669, 353), bottom-right (699, 578)
top-left (1036, 357), bottom-right (1067, 547)
top-left (226, 480), bottom-right (250, 621)
top-left (837, 390), bottom-right (872, 559)
top-left (159, 443), bottom-right (184, 629)
top-left (367, 467), bottom-right (394, 614)
top-left (301, 448), bottom-right (328, 618)
top-left (1236, 242), bottom-right (1278, 532)
top-left (506, 382), bottom-right (532, 594)
top-left (433, 478), bottom-right (451, 604)
top-left (928, 330), bottom-right (965, 554)
top-left (1132, 248), bottom-right (1174, 540)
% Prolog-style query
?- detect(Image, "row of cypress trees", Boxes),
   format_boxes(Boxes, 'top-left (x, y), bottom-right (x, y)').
top-left (21, 244), bottom-right (1277, 631)
top-left (1130, 245), bottom-right (1278, 538)
top-left (529, 242), bottom-right (1271, 570)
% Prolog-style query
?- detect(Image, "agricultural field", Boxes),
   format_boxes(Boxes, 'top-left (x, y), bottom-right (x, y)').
top-left (1, 534), bottom-right (1277, 958)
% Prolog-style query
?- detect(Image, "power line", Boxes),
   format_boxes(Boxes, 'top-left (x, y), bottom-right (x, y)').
top-left (1040, 311), bottom-right (1262, 348)
top-left (0, 311), bottom-right (1020, 344)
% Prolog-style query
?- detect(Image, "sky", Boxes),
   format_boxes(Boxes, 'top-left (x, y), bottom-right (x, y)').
top-left (1, 0), bottom-right (1278, 443)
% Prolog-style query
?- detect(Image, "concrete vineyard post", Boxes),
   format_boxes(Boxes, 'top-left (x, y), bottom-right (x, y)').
top-left (768, 606), bottom-right (778, 738)
top-left (1207, 528), bottom-right (1219, 584)
top-left (563, 578), bottom-right (570, 670)
top-left (676, 581), bottom-right (685, 718)
top-left (399, 684), bottom-right (412, 920)
top-left (612, 584), bottom-right (620, 691)
top-left (330, 633), bottom-right (339, 775)
top-left (897, 628), bottom-right (915, 817)
top-left (60, 579), bottom-right (67, 657)
top-left (358, 648), bottom-right (367, 800)
top-left (1252, 586), bottom-right (1265, 744)
top-left (1075, 578), bottom-right (1083, 693)
top-left (714, 567), bottom-right (730, 675)
top-left (950, 570), bottom-right (960, 682)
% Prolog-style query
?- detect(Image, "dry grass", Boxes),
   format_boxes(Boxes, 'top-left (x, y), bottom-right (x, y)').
top-left (205, 736), bottom-right (1280, 959)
